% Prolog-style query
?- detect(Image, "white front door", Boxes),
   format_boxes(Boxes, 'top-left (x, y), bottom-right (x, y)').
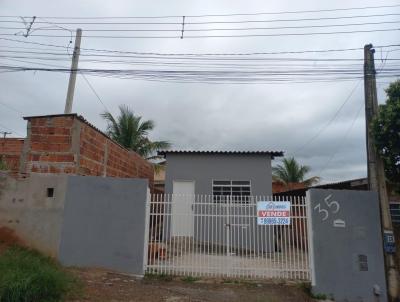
top-left (172, 181), bottom-right (195, 237)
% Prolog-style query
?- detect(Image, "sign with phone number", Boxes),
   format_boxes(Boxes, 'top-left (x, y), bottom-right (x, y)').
top-left (257, 201), bottom-right (291, 225)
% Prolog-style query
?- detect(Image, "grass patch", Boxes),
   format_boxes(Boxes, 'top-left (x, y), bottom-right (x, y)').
top-left (144, 272), bottom-right (173, 282)
top-left (180, 276), bottom-right (200, 283)
top-left (298, 282), bottom-right (328, 300)
top-left (222, 279), bottom-right (240, 285)
top-left (0, 245), bottom-right (80, 302)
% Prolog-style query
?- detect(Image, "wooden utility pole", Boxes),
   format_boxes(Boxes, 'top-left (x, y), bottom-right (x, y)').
top-left (364, 43), bottom-right (399, 301)
top-left (64, 28), bottom-right (82, 114)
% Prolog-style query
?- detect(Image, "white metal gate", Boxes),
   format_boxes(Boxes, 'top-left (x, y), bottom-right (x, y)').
top-left (145, 194), bottom-right (310, 280)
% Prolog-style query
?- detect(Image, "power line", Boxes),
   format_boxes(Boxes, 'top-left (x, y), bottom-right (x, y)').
top-left (0, 100), bottom-right (24, 115)
top-left (3, 53), bottom-right (400, 62)
top-left (1, 12), bottom-right (400, 26)
top-left (79, 72), bottom-right (110, 112)
top-left (0, 122), bottom-right (24, 136)
top-left (0, 65), bottom-right (398, 85)
top-left (1, 20), bottom-right (399, 32)
top-left (0, 58), bottom-right (377, 84)
top-left (318, 101), bottom-right (364, 177)
top-left (2, 27), bottom-right (399, 39)
top-left (1, 37), bottom-right (399, 56)
top-left (1, 4), bottom-right (399, 19)
top-left (292, 80), bottom-right (362, 155)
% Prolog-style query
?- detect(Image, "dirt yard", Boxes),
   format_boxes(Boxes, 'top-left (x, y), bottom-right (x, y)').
top-left (68, 268), bottom-right (315, 302)
top-left (0, 229), bottom-right (314, 302)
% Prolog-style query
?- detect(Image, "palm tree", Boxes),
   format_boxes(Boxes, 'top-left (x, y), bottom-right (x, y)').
top-left (272, 157), bottom-right (320, 189)
top-left (101, 105), bottom-right (170, 159)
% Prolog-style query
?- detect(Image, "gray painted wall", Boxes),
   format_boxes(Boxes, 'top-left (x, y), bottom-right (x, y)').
top-left (164, 153), bottom-right (273, 196)
top-left (308, 189), bottom-right (387, 302)
top-left (59, 176), bottom-right (148, 276)
top-left (0, 172), bottom-right (68, 257)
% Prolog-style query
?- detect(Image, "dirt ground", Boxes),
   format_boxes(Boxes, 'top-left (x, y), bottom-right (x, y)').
top-left (0, 228), bottom-right (314, 302)
top-left (68, 268), bottom-right (315, 302)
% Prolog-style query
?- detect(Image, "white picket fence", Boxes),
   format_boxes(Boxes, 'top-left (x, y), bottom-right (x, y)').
top-left (145, 194), bottom-right (310, 280)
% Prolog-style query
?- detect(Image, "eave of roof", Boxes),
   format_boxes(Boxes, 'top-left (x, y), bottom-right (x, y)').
top-left (158, 150), bottom-right (284, 158)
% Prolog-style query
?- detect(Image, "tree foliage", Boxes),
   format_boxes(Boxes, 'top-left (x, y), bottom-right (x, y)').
top-left (101, 105), bottom-right (170, 158)
top-left (372, 79), bottom-right (400, 192)
top-left (272, 157), bottom-right (320, 188)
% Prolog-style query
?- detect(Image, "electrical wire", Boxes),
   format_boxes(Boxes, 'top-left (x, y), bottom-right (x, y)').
top-left (2, 12), bottom-right (400, 25)
top-left (292, 80), bottom-right (362, 155)
top-left (0, 122), bottom-right (24, 137)
top-left (318, 101), bottom-right (365, 178)
top-left (79, 72), bottom-right (110, 112)
top-left (1, 37), bottom-right (399, 57)
top-left (3, 28), bottom-right (399, 39)
top-left (0, 100), bottom-right (24, 115)
top-left (1, 3), bottom-right (399, 19)
top-left (2, 20), bottom-right (400, 32)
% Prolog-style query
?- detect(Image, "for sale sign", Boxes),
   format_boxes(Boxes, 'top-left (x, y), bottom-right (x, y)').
top-left (257, 201), bottom-right (291, 225)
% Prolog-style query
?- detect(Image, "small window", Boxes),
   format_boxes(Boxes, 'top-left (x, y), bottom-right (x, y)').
top-left (358, 254), bottom-right (368, 271)
top-left (47, 188), bottom-right (54, 198)
top-left (212, 180), bottom-right (251, 203)
top-left (390, 203), bottom-right (400, 225)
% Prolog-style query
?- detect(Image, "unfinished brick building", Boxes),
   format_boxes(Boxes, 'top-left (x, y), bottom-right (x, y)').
top-left (0, 114), bottom-right (154, 190)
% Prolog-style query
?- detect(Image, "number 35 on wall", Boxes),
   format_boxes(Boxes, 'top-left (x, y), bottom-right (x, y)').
top-left (314, 194), bottom-right (340, 221)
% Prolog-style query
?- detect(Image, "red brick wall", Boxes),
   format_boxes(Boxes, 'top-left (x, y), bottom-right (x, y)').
top-left (20, 114), bottom-right (154, 190)
top-left (79, 122), bottom-right (106, 176)
top-left (78, 121), bottom-right (154, 190)
top-left (0, 138), bottom-right (24, 173)
top-left (26, 116), bottom-right (76, 174)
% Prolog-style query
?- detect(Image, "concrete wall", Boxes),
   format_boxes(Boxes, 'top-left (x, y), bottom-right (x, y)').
top-left (0, 172), bottom-right (68, 257)
top-left (164, 153), bottom-right (273, 196)
top-left (0, 173), bottom-right (150, 275)
top-left (59, 176), bottom-right (149, 276)
top-left (308, 189), bottom-right (387, 302)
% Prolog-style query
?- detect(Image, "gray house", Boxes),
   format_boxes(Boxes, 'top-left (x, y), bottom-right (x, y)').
top-left (159, 150), bottom-right (284, 197)
top-left (158, 150), bottom-right (284, 250)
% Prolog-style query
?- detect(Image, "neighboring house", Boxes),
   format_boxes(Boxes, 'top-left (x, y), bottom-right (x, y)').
top-left (153, 161), bottom-right (166, 193)
top-left (274, 177), bottom-right (400, 225)
top-left (159, 150), bottom-right (284, 197)
top-left (272, 181), bottom-right (306, 194)
top-left (0, 114), bottom-right (154, 190)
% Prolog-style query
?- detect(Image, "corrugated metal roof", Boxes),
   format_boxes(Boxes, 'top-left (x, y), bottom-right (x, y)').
top-left (158, 150), bottom-right (284, 158)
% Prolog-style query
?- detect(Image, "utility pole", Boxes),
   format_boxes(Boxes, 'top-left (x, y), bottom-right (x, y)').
top-left (0, 131), bottom-right (11, 139)
top-left (64, 28), bottom-right (82, 114)
top-left (364, 43), bottom-right (399, 301)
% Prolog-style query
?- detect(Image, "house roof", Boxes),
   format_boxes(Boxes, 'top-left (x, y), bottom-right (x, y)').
top-left (158, 150), bottom-right (284, 158)
top-left (274, 177), bottom-right (368, 197)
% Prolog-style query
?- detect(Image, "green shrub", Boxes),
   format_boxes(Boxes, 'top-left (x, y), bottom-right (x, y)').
top-left (0, 246), bottom-right (79, 302)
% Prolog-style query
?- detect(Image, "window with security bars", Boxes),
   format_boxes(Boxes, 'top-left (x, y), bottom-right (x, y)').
top-left (390, 203), bottom-right (400, 225)
top-left (212, 180), bottom-right (251, 203)
top-left (358, 254), bottom-right (368, 272)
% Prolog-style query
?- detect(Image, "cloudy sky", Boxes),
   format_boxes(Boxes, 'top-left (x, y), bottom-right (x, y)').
top-left (0, 0), bottom-right (399, 183)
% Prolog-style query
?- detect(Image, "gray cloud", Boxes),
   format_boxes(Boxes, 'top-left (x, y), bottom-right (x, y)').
top-left (0, 0), bottom-right (398, 183)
